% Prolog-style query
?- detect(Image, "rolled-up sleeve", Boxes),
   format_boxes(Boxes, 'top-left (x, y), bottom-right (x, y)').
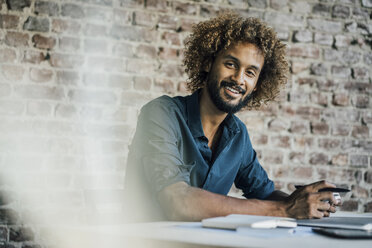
top-left (234, 146), bottom-right (274, 200)
top-left (133, 99), bottom-right (190, 194)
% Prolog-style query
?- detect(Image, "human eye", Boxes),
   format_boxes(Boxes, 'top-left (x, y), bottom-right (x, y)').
top-left (224, 61), bottom-right (236, 68)
top-left (246, 70), bottom-right (256, 77)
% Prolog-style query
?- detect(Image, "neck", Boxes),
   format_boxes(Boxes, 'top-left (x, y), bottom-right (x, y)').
top-left (199, 88), bottom-right (228, 139)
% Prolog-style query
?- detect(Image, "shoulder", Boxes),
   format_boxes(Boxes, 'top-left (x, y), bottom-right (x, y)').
top-left (139, 95), bottom-right (187, 124)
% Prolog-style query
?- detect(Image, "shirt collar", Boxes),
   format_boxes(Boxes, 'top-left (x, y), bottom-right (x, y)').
top-left (186, 89), bottom-right (241, 138)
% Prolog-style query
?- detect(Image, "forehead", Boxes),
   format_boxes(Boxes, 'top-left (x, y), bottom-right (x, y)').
top-left (218, 42), bottom-right (264, 67)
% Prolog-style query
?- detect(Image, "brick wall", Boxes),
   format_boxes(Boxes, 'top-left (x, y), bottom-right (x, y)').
top-left (0, 0), bottom-right (371, 247)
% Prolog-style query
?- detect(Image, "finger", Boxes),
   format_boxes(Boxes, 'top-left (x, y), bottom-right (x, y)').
top-left (328, 205), bottom-right (336, 213)
top-left (318, 192), bottom-right (335, 202)
top-left (317, 201), bottom-right (331, 211)
top-left (323, 211), bottom-right (330, 217)
top-left (310, 180), bottom-right (336, 191)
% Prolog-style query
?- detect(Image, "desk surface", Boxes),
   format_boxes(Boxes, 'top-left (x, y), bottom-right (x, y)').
top-left (51, 212), bottom-right (372, 248)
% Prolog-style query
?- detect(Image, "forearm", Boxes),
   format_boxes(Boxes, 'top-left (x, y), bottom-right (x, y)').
top-left (265, 190), bottom-right (289, 201)
top-left (158, 182), bottom-right (287, 221)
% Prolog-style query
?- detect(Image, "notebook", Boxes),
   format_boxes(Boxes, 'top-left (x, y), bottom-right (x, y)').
top-left (202, 214), bottom-right (297, 229)
top-left (297, 217), bottom-right (372, 231)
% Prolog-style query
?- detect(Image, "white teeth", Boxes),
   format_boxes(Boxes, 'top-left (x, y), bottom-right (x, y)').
top-left (226, 86), bottom-right (240, 94)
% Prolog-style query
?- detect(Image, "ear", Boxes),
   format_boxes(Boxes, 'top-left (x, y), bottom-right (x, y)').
top-left (204, 61), bottom-right (212, 72)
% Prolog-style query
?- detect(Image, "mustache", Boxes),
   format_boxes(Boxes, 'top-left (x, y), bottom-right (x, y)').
top-left (221, 81), bottom-right (246, 94)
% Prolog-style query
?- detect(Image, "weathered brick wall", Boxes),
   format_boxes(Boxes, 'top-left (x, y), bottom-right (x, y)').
top-left (0, 0), bottom-right (371, 247)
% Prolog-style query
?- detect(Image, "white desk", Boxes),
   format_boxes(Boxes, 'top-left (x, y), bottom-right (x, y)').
top-left (48, 212), bottom-right (372, 248)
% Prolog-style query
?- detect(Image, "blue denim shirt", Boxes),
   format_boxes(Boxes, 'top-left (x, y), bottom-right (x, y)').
top-left (126, 90), bottom-right (274, 206)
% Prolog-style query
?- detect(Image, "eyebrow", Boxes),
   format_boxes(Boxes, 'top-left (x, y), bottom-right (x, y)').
top-left (223, 54), bottom-right (261, 71)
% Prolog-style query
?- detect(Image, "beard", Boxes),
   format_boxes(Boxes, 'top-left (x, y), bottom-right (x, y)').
top-left (206, 78), bottom-right (252, 114)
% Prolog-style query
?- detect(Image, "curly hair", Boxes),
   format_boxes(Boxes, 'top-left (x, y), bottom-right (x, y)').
top-left (183, 12), bottom-right (289, 110)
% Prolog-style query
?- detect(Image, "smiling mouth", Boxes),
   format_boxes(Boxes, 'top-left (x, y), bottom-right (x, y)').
top-left (221, 81), bottom-right (246, 95)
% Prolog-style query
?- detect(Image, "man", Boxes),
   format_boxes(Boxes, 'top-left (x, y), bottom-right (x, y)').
top-left (125, 13), bottom-right (339, 222)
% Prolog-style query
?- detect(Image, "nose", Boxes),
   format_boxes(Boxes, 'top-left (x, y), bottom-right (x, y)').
top-left (231, 68), bottom-right (245, 86)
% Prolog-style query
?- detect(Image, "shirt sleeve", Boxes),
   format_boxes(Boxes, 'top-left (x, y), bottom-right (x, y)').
top-left (130, 98), bottom-right (191, 194)
top-left (234, 134), bottom-right (274, 199)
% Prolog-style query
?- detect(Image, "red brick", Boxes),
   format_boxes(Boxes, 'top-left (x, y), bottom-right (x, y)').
top-left (126, 59), bottom-right (156, 74)
top-left (35, 0), bottom-right (59, 16)
top-left (289, 121), bottom-right (309, 134)
top-left (352, 67), bottom-right (369, 80)
top-left (110, 25), bottom-right (157, 43)
top-left (270, 135), bottom-right (290, 148)
top-left (174, 1), bottom-right (197, 15)
top-left (0, 14), bottom-right (20, 29)
top-left (287, 44), bottom-right (320, 59)
top-left (366, 202), bottom-right (372, 212)
top-left (309, 152), bottom-right (328, 165)
top-left (133, 11), bottom-right (156, 27)
top-left (177, 81), bottom-right (188, 94)
top-left (83, 72), bottom-right (108, 87)
top-left (59, 37), bottom-right (81, 51)
top-left (50, 53), bottom-right (84, 69)
top-left (2, 65), bottom-right (24, 81)
top-left (84, 39), bottom-right (108, 54)
top-left (293, 167), bottom-right (313, 178)
top-left (200, 4), bottom-right (226, 18)
top-left (136, 44), bottom-right (157, 59)
top-left (251, 134), bottom-right (268, 145)
top-left (113, 42), bottom-right (134, 58)
top-left (310, 122), bottom-right (329, 135)
top-left (121, 91), bottom-right (152, 107)
top-left (352, 95), bottom-right (369, 108)
top-left (0, 48), bottom-right (16, 63)
top-left (365, 171), bottom-right (372, 184)
top-left (55, 104), bottom-right (78, 118)
top-left (61, 3), bottom-right (85, 19)
top-left (154, 78), bottom-right (176, 94)
top-left (52, 19), bottom-right (81, 34)
top-left (158, 15), bottom-right (179, 30)
top-left (362, 111), bottom-right (372, 124)
top-left (289, 152), bottom-right (305, 164)
top-left (268, 119), bottom-right (289, 132)
top-left (23, 16), bottom-right (49, 32)
top-left (134, 76), bottom-right (151, 90)
top-left (57, 71), bottom-right (79, 85)
top-left (179, 17), bottom-right (196, 32)
top-left (27, 101), bottom-right (52, 116)
top-left (119, 0), bottom-right (144, 7)
top-left (340, 200), bottom-right (358, 211)
top-left (161, 31), bottom-right (181, 46)
top-left (158, 63), bottom-right (184, 77)
top-left (344, 82), bottom-right (372, 93)
top-left (68, 89), bottom-right (117, 105)
top-left (83, 23), bottom-right (107, 37)
top-left (22, 50), bottom-right (46, 64)
top-left (263, 152), bottom-right (283, 164)
top-left (318, 138), bottom-right (340, 150)
top-left (29, 67), bottom-right (53, 83)
top-left (331, 154), bottom-right (348, 166)
top-left (108, 74), bottom-right (132, 89)
top-left (332, 92), bottom-right (349, 106)
top-left (310, 92), bottom-right (328, 106)
top-left (296, 77), bottom-right (317, 86)
top-left (113, 9), bottom-right (132, 25)
top-left (0, 100), bottom-right (24, 115)
top-left (87, 57), bottom-right (123, 72)
top-left (14, 85), bottom-right (64, 100)
top-left (146, 0), bottom-right (171, 12)
top-left (331, 124), bottom-right (350, 136)
top-left (331, 66), bottom-right (351, 78)
top-left (296, 106), bottom-right (321, 120)
top-left (5, 31), bottom-right (29, 47)
top-left (351, 125), bottom-right (369, 138)
top-left (291, 61), bottom-right (309, 74)
top-left (32, 34), bottom-right (56, 50)
top-left (158, 47), bottom-right (179, 60)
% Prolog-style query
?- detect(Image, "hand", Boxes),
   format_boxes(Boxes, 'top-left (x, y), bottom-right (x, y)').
top-left (284, 180), bottom-right (339, 219)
